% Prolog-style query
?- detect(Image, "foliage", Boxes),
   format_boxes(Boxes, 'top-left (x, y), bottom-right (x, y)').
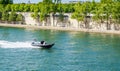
top-left (1, 11), bottom-right (9, 21)
top-left (39, 4), bottom-right (48, 22)
top-left (31, 12), bottom-right (39, 20)
top-left (0, 0), bottom-right (13, 5)
top-left (0, 11), bottom-right (2, 20)
top-left (59, 13), bottom-right (64, 21)
top-left (0, 0), bottom-right (119, 25)
top-left (16, 14), bottom-right (23, 21)
top-left (71, 0), bottom-right (119, 24)
top-left (71, 2), bottom-right (84, 22)
top-left (8, 12), bottom-right (17, 21)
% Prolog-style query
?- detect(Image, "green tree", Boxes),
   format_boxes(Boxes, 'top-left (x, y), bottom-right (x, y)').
top-left (8, 12), bottom-right (17, 23)
top-left (5, 4), bottom-right (11, 12)
top-left (39, 5), bottom-right (47, 22)
top-left (72, 2), bottom-right (84, 28)
top-left (16, 14), bottom-right (23, 21)
top-left (93, 3), bottom-right (104, 23)
top-left (38, 0), bottom-right (53, 25)
top-left (0, 0), bottom-right (13, 5)
top-left (51, 0), bottom-right (62, 26)
top-left (16, 14), bottom-right (23, 24)
top-left (31, 12), bottom-right (39, 22)
top-left (23, 4), bottom-right (30, 12)
top-left (19, 4), bottom-right (25, 12)
top-left (1, 11), bottom-right (9, 22)
top-left (10, 4), bottom-right (21, 12)
top-left (43, 0), bottom-right (52, 4)
top-left (33, 4), bottom-right (39, 12)
top-left (0, 4), bottom-right (4, 12)
top-left (100, 0), bottom-right (114, 30)
top-left (112, 1), bottom-right (120, 24)
top-left (0, 11), bottom-right (2, 21)
top-left (5, 0), bottom-right (13, 4)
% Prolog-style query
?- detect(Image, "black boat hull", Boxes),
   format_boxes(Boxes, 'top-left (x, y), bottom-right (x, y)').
top-left (32, 43), bottom-right (54, 49)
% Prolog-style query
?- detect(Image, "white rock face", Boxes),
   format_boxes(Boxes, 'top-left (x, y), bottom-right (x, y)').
top-left (21, 12), bottom-right (120, 31)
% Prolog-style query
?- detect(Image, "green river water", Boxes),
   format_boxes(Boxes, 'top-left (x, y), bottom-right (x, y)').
top-left (0, 26), bottom-right (120, 71)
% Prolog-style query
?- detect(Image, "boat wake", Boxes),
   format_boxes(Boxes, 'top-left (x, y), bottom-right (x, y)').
top-left (0, 40), bottom-right (40, 48)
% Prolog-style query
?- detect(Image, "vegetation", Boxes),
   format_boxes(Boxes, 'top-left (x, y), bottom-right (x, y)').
top-left (1, 11), bottom-right (9, 21)
top-left (0, 0), bottom-right (13, 5)
top-left (72, 0), bottom-right (120, 29)
top-left (0, 0), bottom-right (119, 29)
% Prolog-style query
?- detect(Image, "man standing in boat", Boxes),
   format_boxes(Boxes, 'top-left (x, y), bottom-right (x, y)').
top-left (40, 41), bottom-right (46, 45)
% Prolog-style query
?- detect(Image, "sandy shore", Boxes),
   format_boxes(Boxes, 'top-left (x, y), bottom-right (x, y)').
top-left (0, 23), bottom-right (120, 35)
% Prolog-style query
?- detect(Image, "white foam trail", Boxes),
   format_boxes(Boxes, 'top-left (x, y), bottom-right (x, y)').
top-left (0, 40), bottom-right (40, 48)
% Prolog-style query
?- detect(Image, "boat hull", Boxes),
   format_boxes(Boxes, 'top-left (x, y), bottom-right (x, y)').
top-left (31, 43), bottom-right (54, 49)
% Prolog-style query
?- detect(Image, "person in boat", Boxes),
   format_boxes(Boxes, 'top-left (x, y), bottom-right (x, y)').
top-left (32, 39), bottom-right (37, 44)
top-left (40, 40), bottom-right (46, 45)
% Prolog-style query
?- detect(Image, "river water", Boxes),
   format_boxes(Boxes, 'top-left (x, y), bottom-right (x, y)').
top-left (0, 27), bottom-right (120, 71)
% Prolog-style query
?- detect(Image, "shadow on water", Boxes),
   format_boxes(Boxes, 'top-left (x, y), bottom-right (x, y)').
top-left (38, 48), bottom-right (55, 53)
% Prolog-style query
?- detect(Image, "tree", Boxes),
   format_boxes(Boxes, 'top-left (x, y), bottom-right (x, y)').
top-left (112, 1), bottom-right (120, 24)
top-left (0, 4), bottom-right (4, 12)
top-left (65, 3), bottom-right (75, 13)
top-left (0, 11), bottom-right (2, 21)
top-left (92, 0), bottom-right (119, 30)
top-left (43, 0), bottom-right (52, 4)
top-left (72, 2), bottom-right (84, 28)
top-left (5, 4), bottom-right (11, 12)
top-left (31, 11), bottom-right (40, 23)
top-left (33, 4), bottom-right (39, 12)
top-left (10, 4), bottom-right (21, 12)
top-left (19, 3), bottom-right (25, 12)
top-left (100, 0), bottom-right (114, 30)
top-left (39, 5), bottom-right (47, 22)
top-left (1, 11), bottom-right (9, 22)
top-left (8, 0), bottom-right (13, 4)
top-left (16, 14), bottom-right (23, 24)
top-left (8, 12), bottom-right (17, 23)
top-left (37, 0), bottom-right (53, 26)
top-left (5, 0), bottom-right (13, 4)
top-left (16, 14), bottom-right (23, 21)
top-left (23, 4), bottom-right (30, 12)
top-left (93, 3), bottom-right (104, 23)
top-left (0, 0), bottom-right (13, 5)
top-left (51, 0), bottom-right (62, 26)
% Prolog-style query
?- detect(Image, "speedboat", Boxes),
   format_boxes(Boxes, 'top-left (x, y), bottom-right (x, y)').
top-left (31, 41), bottom-right (54, 49)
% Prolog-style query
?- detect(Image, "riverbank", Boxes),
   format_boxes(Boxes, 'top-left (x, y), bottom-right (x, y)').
top-left (0, 23), bottom-right (120, 35)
